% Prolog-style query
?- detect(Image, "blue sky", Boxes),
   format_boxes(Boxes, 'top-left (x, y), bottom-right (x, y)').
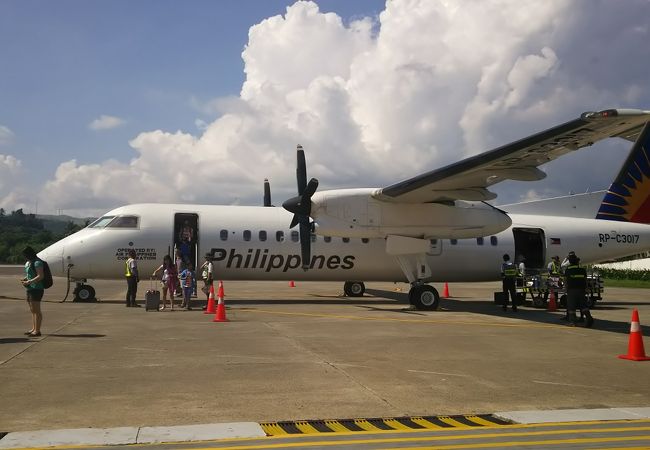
top-left (1, 0), bottom-right (649, 216)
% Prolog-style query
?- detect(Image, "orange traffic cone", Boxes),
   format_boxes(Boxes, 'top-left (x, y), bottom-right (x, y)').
top-left (548, 290), bottom-right (558, 312)
top-left (443, 282), bottom-right (450, 298)
top-left (213, 280), bottom-right (228, 322)
top-left (203, 283), bottom-right (216, 315)
top-left (289, 280), bottom-right (295, 288)
top-left (618, 309), bottom-right (650, 361)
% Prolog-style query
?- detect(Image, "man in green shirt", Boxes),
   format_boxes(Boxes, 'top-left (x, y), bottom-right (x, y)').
top-left (20, 246), bottom-right (44, 337)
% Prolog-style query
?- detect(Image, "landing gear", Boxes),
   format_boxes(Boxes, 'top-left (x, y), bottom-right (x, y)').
top-left (408, 284), bottom-right (440, 310)
top-left (343, 281), bottom-right (365, 297)
top-left (73, 283), bottom-right (96, 302)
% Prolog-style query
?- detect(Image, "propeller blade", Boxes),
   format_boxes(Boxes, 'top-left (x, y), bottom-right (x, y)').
top-left (299, 219), bottom-right (311, 270)
top-left (263, 178), bottom-right (272, 207)
top-left (303, 178), bottom-right (319, 200)
top-left (289, 214), bottom-right (300, 229)
top-left (297, 145), bottom-right (306, 196)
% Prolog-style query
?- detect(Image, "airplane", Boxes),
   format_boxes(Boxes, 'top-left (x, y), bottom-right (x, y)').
top-left (38, 108), bottom-right (650, 309)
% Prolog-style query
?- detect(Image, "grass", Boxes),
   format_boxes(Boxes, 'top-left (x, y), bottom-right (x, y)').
top-left (602, 278), bottom-right (650, 289)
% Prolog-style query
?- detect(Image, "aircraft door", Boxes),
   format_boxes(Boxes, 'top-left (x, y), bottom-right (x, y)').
top-left (512, 228), bottom-right (545, 270)
top-left (174, 213), bottom-right (199, 270)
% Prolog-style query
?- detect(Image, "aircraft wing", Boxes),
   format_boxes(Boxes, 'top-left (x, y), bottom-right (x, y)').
top-left (375, 108), bottom-right (650, 203)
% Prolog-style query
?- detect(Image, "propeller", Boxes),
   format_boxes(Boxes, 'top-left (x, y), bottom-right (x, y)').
top-left (282, 145), bottom-right (319, 270)
top-left (263, 178), bottom-right (273, 207)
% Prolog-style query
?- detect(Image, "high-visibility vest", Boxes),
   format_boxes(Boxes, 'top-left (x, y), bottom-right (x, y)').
top-left (502, 262), bottom-right (517, 277)
top-left (125, 258), bottom-right (134, 277)
top-left (549, 262), bottom-right (560, 275)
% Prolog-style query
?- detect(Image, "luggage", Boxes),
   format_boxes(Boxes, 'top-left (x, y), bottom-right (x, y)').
top-left (145, 289), bottom-right (160, 311)
top-left (493, 291), bottom-right (506, 305)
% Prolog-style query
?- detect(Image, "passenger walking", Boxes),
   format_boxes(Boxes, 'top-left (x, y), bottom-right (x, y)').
top-left (125, 249), bottom-right (140, 307)
top-left (179, 262), bottom-right (194, 310)
top-left (200, 254), bottom-right (214, 310)
top-left (21, 246), bottom-right (45, 337)
top-left (500, 254), bottom-right (518, 312)
top-left (153, 255), bottom-right (177, 311)
top-left (564, 252), bottom-right (594, 327)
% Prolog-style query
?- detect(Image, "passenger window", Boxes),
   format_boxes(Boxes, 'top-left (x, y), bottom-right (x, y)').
top-left (276, 231), bottom-right (284, 242)
top-left (477, 237), bottom-right (484, 245)
top-left (220, 230), bottom-right (228, 241)
top-left (291, 231), bottom-right (299, 242)
top-left (324, 236), bottom-right (332, 243)
top-left (259, 230), bottom-right (267, 242)
top-left (243, 230), bottom-right (251, 241)
top-left (490, 236), bottom-right (498, 246)
top-left (362, 238), bottom-right (369, 244)
top-left (107, 216), bottom-right (139, 228)
top-left (88, 216), bottom-right (115, 228)
top-left (450, 239), bottom-right (458, 245)
top-left (342, 237), bottom-right (350, 243)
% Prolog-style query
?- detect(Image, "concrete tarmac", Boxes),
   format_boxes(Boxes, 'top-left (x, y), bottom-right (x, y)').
top-left (1, 267), bottom-right (649, 434)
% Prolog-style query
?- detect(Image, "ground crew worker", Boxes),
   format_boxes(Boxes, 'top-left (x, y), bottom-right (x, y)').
top-left (564, 252), bottom-right (594, 327)
top-left (125, 249), bottom-right (140, 307)
top-left (501, 254), bottom-right (518, 312)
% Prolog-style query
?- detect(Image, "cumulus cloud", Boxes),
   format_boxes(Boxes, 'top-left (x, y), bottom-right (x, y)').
top-left (89, 115), bottom-right (126, 131)
top-left (0, 154), bottom-right (28, 210)
top-left (38, 0), bottom-right (650, 214)
top-left (0, 125), bottom-right (15, 146)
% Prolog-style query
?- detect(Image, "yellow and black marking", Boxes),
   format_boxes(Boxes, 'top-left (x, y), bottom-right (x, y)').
top-left (260, 414), bottom-right (511, 435)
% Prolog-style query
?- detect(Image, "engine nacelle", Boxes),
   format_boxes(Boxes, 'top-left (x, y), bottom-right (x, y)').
top-left (311, 188), bottom-right (512, 239)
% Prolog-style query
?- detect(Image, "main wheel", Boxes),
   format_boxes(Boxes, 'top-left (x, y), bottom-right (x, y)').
top-left (409, 285), bottom-right (440, 310)
top-left (343, 281), bottom-right (365, 297)
top-left (74, 284), bottom-right (96, 302)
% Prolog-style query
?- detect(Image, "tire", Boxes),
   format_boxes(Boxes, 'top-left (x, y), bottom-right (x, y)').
top-left (559, 294), bottom-right (567, 308)
top-left (343, 281), bottom-right (365, 297)
top-left (532, 294), bottom-right (546, 308)
top-left (74, 285), bottom-right (96, 302)
top-left (409, 285), bottom-right (440, 311)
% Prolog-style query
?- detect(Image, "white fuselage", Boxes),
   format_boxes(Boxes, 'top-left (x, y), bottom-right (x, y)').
top-left (38, 203), bottom-right (650, 284)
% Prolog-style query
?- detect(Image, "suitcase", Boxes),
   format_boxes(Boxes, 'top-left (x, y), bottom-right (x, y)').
top-left (493, 291), bottom-right (506, 305)
top-left (145, 289), bottom-right (160, 311)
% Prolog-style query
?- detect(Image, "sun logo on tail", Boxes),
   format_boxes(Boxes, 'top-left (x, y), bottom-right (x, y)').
top-left (597, 123), bottom-right (650, 224)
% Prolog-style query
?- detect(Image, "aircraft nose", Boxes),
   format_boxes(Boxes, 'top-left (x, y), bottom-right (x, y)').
top-left (38, 243), bottom-right (65, 277)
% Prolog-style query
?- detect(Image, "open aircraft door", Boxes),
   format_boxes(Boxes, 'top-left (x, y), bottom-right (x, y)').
top-left (173, 213), bottom-right (199, 269)
top-left (512, 227), bottom-right (546, 270)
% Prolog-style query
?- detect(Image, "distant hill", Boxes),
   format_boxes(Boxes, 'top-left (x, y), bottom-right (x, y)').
top-left (36, 214), bottom-right (95, 233)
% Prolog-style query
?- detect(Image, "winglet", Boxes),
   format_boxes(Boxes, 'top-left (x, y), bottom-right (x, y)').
top-left (596, 122), bottom-right (650, 223)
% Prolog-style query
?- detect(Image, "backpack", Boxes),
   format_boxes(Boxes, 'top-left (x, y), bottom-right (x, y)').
top-left (37, 258), bottom-right (54, 289)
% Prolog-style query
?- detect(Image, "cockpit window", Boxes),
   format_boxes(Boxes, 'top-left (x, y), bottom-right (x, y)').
top-left (107, 215), bottom-right (139, 228)
top-left (88, 216), bottom-right (116, 228)
top-left (88, 215), bottom-right (139, 228)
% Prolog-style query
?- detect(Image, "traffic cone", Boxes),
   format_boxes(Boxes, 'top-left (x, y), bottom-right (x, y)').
top-left (443, 282), bottom-right (450, 298)
top-left (548, 290), bottom-right (558, 312)
top-left (213, 280), bottom-right (228, 322)
top-left (618, 309), bottom-right (650, 361)
top-left (289, 280), bottom-right (295, 288)
top-left (203, 283), bottom-right (216, 315)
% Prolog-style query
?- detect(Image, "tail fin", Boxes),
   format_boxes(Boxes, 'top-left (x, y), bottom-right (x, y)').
top-left (596, 122), bottom-right (650, 224)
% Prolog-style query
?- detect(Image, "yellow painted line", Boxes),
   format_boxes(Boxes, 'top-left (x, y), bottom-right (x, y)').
top-left (411, 417), bottom-right (447, 429)
top-left (236, 308), bottom-right (561, 329)
top-left (384, 435), bottom-right (650, 449)
top-left (185, 425), bottom-right (650, 450)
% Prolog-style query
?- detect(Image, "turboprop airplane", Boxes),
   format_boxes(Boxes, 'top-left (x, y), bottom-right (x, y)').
top-left (38, 108), bottom-right (650, 309)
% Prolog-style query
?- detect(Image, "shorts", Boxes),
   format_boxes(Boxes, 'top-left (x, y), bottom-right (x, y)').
top-left (27, 289), bottom-right (44, 302)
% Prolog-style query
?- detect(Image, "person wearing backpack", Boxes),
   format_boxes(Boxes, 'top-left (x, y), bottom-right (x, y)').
top-left (20, 246), bottom-right (45, 337)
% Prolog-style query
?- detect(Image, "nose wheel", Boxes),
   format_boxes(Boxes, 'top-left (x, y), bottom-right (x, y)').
top-left (73, 283), bottom-right (96, 302)
top-left (408, 284), bottom-right (440, 310)
top-left (343, 281), bottom-right (365, 297)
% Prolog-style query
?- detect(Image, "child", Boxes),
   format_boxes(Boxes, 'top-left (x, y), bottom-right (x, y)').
top-left (178, 262), bottom-right (194, 310)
